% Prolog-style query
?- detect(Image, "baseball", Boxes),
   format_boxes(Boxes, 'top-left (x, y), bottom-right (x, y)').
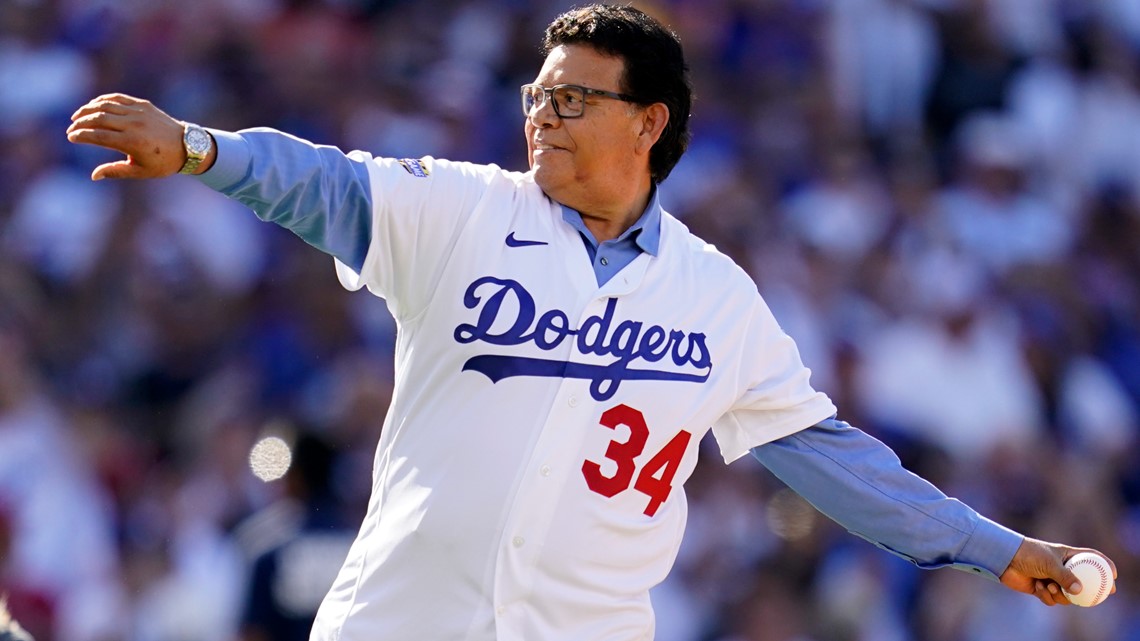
top-left (1063, 552), bottom-right (1113, 607)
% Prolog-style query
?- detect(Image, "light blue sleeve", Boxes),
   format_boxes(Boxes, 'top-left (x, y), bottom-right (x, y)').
top-left (195, 128), bottom-right (374, 272)
top-left (750, 418), bottom-right (1024, 581)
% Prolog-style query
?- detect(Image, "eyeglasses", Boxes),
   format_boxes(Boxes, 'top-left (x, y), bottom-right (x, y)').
top-left (520, 83), bottom-right (639, 119)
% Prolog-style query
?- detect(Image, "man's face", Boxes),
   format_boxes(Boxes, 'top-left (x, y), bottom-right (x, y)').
top-left (525, 44), bottom-right (646, 208)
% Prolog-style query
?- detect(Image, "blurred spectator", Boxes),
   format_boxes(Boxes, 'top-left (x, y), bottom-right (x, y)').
top-left (5, 161), bottom-right (121, 286)
top-left (925, 2), bottom-right (1023, 156)
top-left (0, 320), bottom-right (125, 641)
top-left (235, 431), bottom-right (353, 641)
top-left (934, 111), bottom-right (1072, 275)
top-left (0, 2), bottom-right (94, 136)
top-left (779, 137), bottom-right (892, 267)
top-left (855, 251), bottom-right (1046, 462)
top-left (827, 0), bottom-right (939, 139)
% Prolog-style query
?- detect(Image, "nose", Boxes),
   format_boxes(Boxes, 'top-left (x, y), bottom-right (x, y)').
top-left (526, 98), bottom-right (558, 127)
top-left (528, 93), bottom-right (559, 129)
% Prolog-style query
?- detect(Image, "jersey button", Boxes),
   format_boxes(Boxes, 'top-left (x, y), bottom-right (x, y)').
top-left (512, 536), bottom-right (525, 548)
top-left (568, 396), bottom-right (579, 407)
top-left (600, 257), bottom-right (609, 266)
top-left (496, 606), bottom-right (506, 616)
top-left (540, 465), bottom-right (551, 477)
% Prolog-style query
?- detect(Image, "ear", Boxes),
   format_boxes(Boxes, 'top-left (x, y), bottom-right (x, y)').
top-left (634, 103), bottom-right (670, 155)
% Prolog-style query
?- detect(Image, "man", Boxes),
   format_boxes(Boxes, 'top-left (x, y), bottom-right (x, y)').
top-left (66, 4), bottom-right (1115, 640)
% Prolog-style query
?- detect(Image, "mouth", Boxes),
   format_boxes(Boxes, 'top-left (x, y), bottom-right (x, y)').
top-left (532, 142), bottom-right (564, 152)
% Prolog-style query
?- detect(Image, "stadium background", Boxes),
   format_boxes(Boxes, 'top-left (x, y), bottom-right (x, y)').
top-left (1, 0), bottom-right (1139, 639)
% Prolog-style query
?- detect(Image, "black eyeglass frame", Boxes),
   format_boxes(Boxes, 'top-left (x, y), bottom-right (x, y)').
top-left (520, 83), bottom-right (641, 119)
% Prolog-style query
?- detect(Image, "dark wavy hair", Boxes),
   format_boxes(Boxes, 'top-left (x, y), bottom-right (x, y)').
top-left (542, 4), bottom-right (693, 183)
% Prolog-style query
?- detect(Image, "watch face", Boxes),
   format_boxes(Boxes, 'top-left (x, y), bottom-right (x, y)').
top-left (185, 127), bottom-right (211, 155)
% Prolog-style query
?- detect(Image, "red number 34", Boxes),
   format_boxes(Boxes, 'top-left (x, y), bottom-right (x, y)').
top-left (581, 404), bottom-right (692, 517)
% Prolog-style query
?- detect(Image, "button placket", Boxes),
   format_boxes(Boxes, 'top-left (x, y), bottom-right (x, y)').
top-left (495, 376), bottom-right (593, 616)
top-left (494, 294), bottom-right (619, 618)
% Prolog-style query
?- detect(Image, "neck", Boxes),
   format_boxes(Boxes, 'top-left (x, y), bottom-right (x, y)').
top-left (576, 182), bottom-right (654, 243)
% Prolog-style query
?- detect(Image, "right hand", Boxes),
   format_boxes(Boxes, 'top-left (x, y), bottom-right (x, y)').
top-left (66, 93), bottom-right (191, 181)
top-left (1000, 538), bottom-right (1118, 606)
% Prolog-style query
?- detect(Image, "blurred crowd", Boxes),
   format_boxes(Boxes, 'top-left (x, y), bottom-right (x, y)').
top-left (1, 0), bottom-right (1139, 640)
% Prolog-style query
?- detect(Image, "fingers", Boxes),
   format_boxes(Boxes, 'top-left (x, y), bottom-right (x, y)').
top-left (1088, 548), bottom-right (1119, 580)
top-left (65, 125), bottom-right (138, 155)
top-left (1032, 579), bottom-right (1071, 607)
top-left (1040, 546), bottom-right (1084, 599)
top-left (75, 93), bottom-right (145, 114)
top-left (69, 94), bottom-right (153, 137)
top-left (1059, 565), bottom-right (1082, 596)
top-left (98, 92), bottom-right (143, 104)
top-left (92, 160), bottom-right (146, 181)
top-left (69, 126), bottom-right (177, 180)
top-left (71, 99), bottom-right (136, 122)
top-left (69, 94), bottom-right (150, 130)
top-left (67, 111), bottom-right (131, 136)
top-left (67, 96), bottom-right (146, 154)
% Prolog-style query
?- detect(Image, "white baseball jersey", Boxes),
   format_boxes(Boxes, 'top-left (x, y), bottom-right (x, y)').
top-left (310, 155), bottom-right (836, 640)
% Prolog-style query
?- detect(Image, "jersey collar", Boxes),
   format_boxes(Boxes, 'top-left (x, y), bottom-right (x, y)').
top-left (559, 185), bottom-right (662, 257)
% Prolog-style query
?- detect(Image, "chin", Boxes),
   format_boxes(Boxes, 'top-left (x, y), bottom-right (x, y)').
top-left (532, 163), bottom-right (564, 194)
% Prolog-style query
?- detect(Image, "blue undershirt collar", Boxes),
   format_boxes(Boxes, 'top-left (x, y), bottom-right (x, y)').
top-left (559, 185), bottom-right (662, 286)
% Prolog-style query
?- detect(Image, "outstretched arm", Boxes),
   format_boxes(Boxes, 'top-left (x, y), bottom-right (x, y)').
top-left (752, 418), bottom-right (1117, 606)
top-left (66, 93), bottom-right (375, 271)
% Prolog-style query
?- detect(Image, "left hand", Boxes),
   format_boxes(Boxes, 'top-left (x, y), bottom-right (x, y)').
top-left (1000, 537), bottom-right (1117, 606)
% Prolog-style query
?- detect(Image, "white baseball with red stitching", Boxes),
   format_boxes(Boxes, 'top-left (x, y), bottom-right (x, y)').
top-left (1063, 552), bottom-right (1113, 607)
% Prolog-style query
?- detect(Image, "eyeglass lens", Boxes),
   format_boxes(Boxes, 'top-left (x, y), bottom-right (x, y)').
top-left (522, 85), bottom-right (585, 117)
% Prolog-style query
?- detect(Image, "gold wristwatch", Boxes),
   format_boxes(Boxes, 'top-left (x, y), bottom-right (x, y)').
top-left (178, 123), bottom-right (213, 174)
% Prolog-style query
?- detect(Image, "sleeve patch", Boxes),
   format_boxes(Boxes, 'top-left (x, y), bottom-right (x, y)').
top-left (398, 158), bottom-right (431, 177)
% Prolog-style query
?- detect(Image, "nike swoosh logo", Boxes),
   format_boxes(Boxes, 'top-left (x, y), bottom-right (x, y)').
top-left (505, 232), bottom-right (548, 248)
